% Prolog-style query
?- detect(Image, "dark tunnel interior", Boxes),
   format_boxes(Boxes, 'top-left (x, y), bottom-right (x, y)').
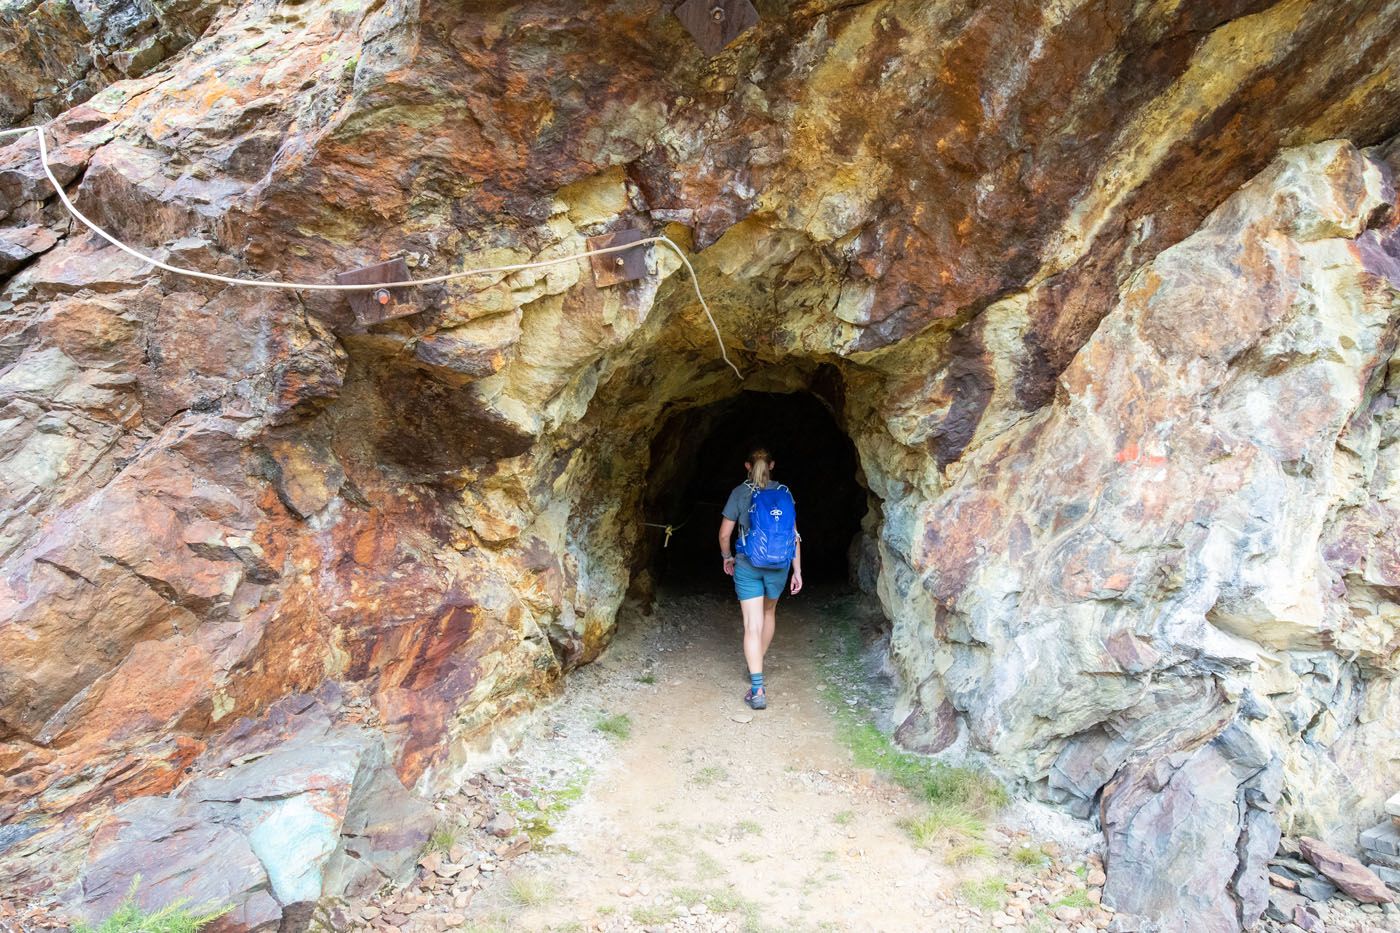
top-left (638, 391), bottom-right (869, 592)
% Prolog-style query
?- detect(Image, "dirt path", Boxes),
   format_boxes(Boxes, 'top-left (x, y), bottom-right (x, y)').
top-left (352, 588), bottom-right (1109, 933)
top-left (489, 587), bottom-right (968, 931)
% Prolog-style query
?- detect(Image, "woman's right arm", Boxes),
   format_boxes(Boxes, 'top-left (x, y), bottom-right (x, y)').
top-left (719, 517), bottom-right (736, 576)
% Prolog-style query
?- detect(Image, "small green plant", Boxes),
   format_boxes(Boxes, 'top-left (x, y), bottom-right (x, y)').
top-left (692, 850), bottom-right (725, 881)
top-left (832, 809), bottom-right (855, 826)
top-left (703, 888), bottom-right (753, 914)
top-left (72, 880), bottom-right (231, 933)
top-left (944, 838), bottom-right (996, 865)
top-left (506, 872), bottom-right (554, 907)
top-left (692, 765), bottom-right (728, 786)
top-left (733, 819), bottom-right (763, 837)
top-left (651, 833), bottom-right (687, 855)
top-left (900, 802), bottom-right (985, 848)
top-left (595, 713), bottom-right (633, 739)
top-left (597, 905), bottom-right (616, 916)
top-left (502, 772), bottom-right (590, 843)
top-left (1012, 843), bottom-right (1050, 867)
top-left (1051, 890), bottom-right (1096, 910)
top-left (636, 673), bottom-right (657, 685)
top-left (425, 822), bottom-right (462, 855)
top-left (957, 878), bottom-right (1006, 912)
top-left (631, 905), bottom-right (679, 924)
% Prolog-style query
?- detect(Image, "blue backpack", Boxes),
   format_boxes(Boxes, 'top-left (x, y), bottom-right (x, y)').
top-left (740, 484), bottom-right (797, 569)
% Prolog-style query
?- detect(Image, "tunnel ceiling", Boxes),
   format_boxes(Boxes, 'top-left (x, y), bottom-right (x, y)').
top-left (3, 2), bottom-right (1400, 931)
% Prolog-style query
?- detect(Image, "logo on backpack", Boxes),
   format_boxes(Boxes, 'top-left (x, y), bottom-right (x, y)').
top-left (742, 485), bottom-right (797, 570)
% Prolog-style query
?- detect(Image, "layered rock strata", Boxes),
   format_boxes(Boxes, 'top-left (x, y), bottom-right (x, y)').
top-left (1, 2), bottom-right (1400, 930)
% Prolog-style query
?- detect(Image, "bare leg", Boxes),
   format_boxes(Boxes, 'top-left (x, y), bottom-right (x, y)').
top-left (761, 597), bottom-right (778, 662)
top-left (740, 596), bottom-right (766, 674)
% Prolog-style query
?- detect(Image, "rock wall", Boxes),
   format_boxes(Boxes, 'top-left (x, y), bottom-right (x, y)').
top-left (2, 2), bottom-right (1400, 930)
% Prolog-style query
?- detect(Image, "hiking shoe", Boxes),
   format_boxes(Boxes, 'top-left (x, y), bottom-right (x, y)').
top-left (745, 687), bottom-right (767, 710)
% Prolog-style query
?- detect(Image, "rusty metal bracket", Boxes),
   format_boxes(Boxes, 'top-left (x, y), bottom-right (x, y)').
top-left (586, 229), bottom-right (651, 287)
top-left (674, 0), bottom-right (759, 56)
top-left (335, 257), bottom-right (414, 326)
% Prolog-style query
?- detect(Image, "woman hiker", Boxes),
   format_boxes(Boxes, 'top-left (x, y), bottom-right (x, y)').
top-left (718, 446), bottom-right (803, 710)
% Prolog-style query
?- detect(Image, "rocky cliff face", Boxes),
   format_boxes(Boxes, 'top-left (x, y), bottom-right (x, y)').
top-left (2, 1), bottom-right (1399, 930)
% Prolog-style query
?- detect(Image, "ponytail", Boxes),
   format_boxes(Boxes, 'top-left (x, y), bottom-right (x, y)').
top-left (747, 447), bottom-right (772, 489)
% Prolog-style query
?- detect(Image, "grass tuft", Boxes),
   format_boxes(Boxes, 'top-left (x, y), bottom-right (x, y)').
top-left (957, 878), bottom-right (1006, 912)
top-left (900, 802), bottom-right (985, 848)
top-left (944, 837), bottom-right (997, 865)
top-left (832, 809), bottom-right (855, 826)
top-left (594, 713), bottom-right (633, 739)
top-left (506, 872), bottom-right (554, 907)
top-left (692, 765), bottom-right (728, 786)
top-left (692, 850), bottom-right (725, 881)
top-left (424, 822), bottom-right (464, 856)
top-left (1012, 843), bottom-right (1050, 867)
top-left (631, 905), bottom-right (679, 924)
top-left (1051, 890), bottom-right (1096, 910)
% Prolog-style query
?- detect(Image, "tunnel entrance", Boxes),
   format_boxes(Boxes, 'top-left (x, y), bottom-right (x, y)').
top-left (637, 390), bottom-right (869, 590)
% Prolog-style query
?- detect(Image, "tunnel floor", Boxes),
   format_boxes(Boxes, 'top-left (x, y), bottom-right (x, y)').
top-left (424, 587), bottom-right (1006, 929)
top-left (383, 587), bottom-right (1109, 929)
top-left (638, 390), bottom-right (869, 591)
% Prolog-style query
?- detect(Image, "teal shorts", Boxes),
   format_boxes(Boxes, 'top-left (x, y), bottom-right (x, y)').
top-left (734, 558), bottom-right (789, 600)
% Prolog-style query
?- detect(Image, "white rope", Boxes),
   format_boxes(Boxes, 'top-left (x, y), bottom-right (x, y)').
top-left (1, 124), bottom-right (742, 379)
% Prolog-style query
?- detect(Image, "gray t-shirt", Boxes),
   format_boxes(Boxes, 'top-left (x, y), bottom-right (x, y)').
top-left (722, 482), bottom-right (755, 530)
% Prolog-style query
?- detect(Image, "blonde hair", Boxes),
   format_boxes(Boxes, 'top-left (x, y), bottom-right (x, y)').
top-left (747, 447), bottom-right (772, 489)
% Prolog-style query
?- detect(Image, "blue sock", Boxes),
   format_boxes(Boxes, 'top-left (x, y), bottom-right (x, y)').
top-left (750, 672), bottom-right (764, 694)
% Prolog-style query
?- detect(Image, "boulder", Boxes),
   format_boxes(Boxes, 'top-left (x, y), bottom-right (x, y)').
top-left (1101, 723), bottom-right (1281, 931)
top-left (75, 796), bottom-right (281, 932)
top-left (1298, 837), bottom-right (1394, 905)
top-left (68, 705), bottom-right (430, 931)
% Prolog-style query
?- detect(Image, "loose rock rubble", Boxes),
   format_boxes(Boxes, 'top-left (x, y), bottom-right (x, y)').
top-left (319, 768), bottom-right (535, 932)
top-left (1256, 835), bottom-right (1400, 933)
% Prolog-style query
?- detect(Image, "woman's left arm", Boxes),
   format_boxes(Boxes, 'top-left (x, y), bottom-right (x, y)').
top-left (791, 535), bottom-right (803, 594)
